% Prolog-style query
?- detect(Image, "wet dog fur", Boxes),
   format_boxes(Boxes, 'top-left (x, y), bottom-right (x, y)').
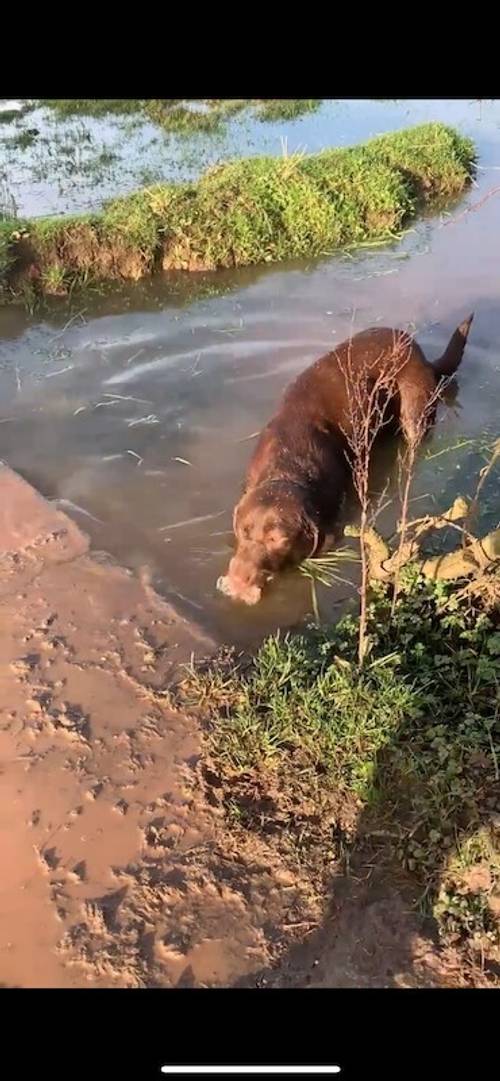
top-left (218, 317), bottom-right (473, 604)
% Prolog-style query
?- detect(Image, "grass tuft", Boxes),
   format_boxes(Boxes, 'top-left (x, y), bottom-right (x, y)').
top-left (299, 548), bottom-right (359, 621)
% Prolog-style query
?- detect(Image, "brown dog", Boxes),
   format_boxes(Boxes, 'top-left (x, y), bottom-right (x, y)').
top-left (218, 316), bottom-right (473, 604)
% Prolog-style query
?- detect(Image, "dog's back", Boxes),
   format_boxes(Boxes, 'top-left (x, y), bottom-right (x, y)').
top-left (277, 317), bottom-right (473, 445)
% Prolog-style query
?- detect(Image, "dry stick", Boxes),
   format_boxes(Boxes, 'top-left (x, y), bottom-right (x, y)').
top-left (463, 437), bottom-right (500, 543)
top-left (391, 380), bottom-right (449, 616)
top-left (392, 439), bottom-right (421, 613)
top-left (443, 185), bottom-right (500, 228)
top-left (338, 329), bottom-right (411, 664)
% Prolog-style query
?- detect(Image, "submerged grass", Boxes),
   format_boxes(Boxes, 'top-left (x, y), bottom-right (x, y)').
top-left (3, 129), bottom-right (39, 151)
top-left (39, 98), bottom-right (321, 129)
top-left (182, 567), bottom-right (500, 941)
top-left (0, 122), bottom-right (475, 301)
top-left (0, 103), bottom-right (35, 124)
top-left (40, 98), bottom-right (249, 135)
top-left (39, 99), bottom-right (147, 118)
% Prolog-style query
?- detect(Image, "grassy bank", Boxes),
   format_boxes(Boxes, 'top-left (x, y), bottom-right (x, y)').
top-left (182, 567), bottom-right (500, 953)
top-left (0, 122), bottom-right (474, 303)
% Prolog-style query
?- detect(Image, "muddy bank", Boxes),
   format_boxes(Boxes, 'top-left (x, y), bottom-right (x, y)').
top-left (0, 466), bottom-right (325, 987)
top-left (0, 122), bottom-right (474, 301)
top-left (0, 465), bottom-right (208, 985)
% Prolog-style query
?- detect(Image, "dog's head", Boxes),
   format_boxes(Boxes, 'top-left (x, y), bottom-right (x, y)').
top-left (217, 481), bottom-right (323, 605)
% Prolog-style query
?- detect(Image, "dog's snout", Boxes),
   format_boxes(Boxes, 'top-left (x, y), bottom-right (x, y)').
top-left (216, 546), bottom-right (268, 605)
top-left (217, 574), bottom-right (262, 605)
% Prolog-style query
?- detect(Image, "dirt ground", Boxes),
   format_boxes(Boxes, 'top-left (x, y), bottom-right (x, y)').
top-left (0, 466), bottom-right (494, 988)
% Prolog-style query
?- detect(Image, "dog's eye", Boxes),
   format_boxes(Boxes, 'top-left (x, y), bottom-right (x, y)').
top-left (266, 530), bottom-right (289, 550)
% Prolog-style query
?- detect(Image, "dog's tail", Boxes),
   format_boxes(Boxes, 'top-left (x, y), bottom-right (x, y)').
top-left (433, 313), bottom-right (474, 379)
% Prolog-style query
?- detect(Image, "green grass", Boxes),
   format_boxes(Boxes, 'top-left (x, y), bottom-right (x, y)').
top-left (434, 887), bottom-right (498, 942)
top-left (255, 99), bottom-right (322, 122)
top-left (182, 567), bottom-right (500, 939)
top-left (189, 632), bottom-right (416, 788)
top-left (41, 262), bottom-right (68, 296)
top-left (0, 218), bottom-right (18, 282)
top-left (434, 824), bottom-right (500, 943)
top-left (0, 122), bottom-right (475, 301)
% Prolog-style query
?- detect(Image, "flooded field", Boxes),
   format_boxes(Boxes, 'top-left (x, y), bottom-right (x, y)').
top-left (0, 99), bottom-right (499, 645)
top-left (0, 98), bottom-right (492, 218)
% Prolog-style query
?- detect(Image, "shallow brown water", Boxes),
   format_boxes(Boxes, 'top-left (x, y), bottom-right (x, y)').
top-left (0, 100), bottom-right (499, 645)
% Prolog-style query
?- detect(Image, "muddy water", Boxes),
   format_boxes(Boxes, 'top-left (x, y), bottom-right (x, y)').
top-left (0, 100), bottom-right (499, 645)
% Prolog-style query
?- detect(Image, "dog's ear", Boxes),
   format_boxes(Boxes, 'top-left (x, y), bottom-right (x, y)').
top-left (307, 521), bottom-right (321, 558)
top-left (303, 512), bottom-right (324, 558)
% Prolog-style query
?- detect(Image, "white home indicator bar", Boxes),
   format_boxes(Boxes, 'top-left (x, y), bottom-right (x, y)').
top-left (161, 1069), bottom-right (341, 1076)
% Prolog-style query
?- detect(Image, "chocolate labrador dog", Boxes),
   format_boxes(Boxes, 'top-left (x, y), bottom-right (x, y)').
top-left (218, 316), bottom-right (473, 604)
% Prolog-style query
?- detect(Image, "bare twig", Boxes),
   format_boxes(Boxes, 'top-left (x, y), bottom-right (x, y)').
top-left (443, 185), bottom-right (500, 228)
top-left (424, 437), bottom-right (475, 461)
top-left (47, 308), bottom-right (87, 345)
top-left (44, 364), bottom-right (74, 378)
top-left (464, 437), bottom-right (500, 540)
top-left (126, 450), bottom-right (143, 467)
top-left (158, 510), bottom-right (225, 533)
top-left (337, 327), bottom-right (412, 663)
top-left (391, 379), bottom-right (449, 614)
top-left (102, 392), bottom-right (152, 405)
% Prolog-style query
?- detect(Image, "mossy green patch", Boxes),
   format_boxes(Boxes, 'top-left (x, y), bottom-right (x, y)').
top-left (255, 99), bottom-right (322, 122)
